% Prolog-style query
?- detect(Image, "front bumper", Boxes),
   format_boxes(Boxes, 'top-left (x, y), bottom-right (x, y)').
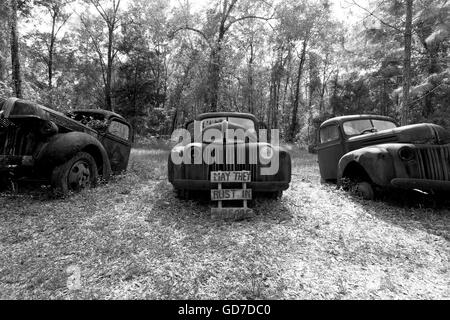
top-left (0, 155), bottom-right (34, 171)
top-left (391, 178), bottom-right (450, 191)
top-left (172, 179), bottom-right (289, 191)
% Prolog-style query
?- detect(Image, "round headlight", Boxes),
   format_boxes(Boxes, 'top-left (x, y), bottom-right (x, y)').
top-left (259, 145), bottom-right (274, 161)
top-left (398, 147), bottom-right (414, 161)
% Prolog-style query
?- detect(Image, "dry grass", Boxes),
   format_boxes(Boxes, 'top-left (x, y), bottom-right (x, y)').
top-left (0, 145), bottom-right (448, 299)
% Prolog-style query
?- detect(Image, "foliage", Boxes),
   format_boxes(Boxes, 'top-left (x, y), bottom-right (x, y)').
top-left (0, 0), bottom-right (448, 139)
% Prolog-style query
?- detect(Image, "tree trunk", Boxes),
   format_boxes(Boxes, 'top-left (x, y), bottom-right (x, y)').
top-left (48, 11), bottom-right (57, 90)
top-left (205, 0), bottom-right (239, 112)
top-left (288, 39), bottom-right (307, 142)
top-left (401, 0), bottom-right (413, 126)
top-left (331, 71), bottom-right (339, 115)
top-left (207, 16), bottom-right (227, 113)
top-left (208, 46), bottom-right (221, 112)
top-left (281, 47), bottom-right (291, 135)
top-left (319, 54), bottom-right (329, 115)
top-left (8, 0), bottom-right (22, 98)
top-left (247, 39), bottom-right (254, 114)
top-left (105, 26), bottom-right (114, 111)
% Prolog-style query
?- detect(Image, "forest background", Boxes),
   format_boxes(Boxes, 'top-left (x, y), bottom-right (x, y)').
top-left (1, 0), bottom-right (449, 146)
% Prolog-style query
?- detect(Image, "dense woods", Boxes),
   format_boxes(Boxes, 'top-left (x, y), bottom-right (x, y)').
top-left (0, 0), bottom-right (449, 145)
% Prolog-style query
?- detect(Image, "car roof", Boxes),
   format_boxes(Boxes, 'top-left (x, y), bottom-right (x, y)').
top-left (321, 114), bottom-right (397, 127)
top-left (72, 109), bottom-right (126, 121)
top-left (195, 112), bottom-right (258, 122)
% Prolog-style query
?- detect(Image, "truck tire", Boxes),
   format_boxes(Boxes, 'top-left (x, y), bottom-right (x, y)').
top-left (176, 189), bottom-right (191, 200)
top-left (355, 181), bottom-right (375, 200)
top-left (270, 190), bottom-right (283, 199)
top-left (51, 152), bottom-right (98, 195)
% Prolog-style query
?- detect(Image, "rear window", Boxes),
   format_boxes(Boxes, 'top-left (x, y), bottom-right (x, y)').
top-left (108, 120), bottom-right (130, 140)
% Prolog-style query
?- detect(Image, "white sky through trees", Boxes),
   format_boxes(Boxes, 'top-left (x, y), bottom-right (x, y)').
top-left (23, 0), bottom-right (371, 35)
top-left (177, 0), bottom-right (369, 23)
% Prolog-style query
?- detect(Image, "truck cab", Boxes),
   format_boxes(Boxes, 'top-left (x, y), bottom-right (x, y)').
top-left (317, 114), bottom-right (450, 199)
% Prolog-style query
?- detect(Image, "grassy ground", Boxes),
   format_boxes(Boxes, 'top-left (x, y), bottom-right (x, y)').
top-left (0, 145), bottom-right (448, 299)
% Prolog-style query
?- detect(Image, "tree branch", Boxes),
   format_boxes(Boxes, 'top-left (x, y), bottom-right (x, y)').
top-left (170, 26), bottom-right (212, 48)
top-left (351, 0), bottom-right (402, 32)
top-left (79, 15), bottom-right (107, 85)
top-left (90, 0), bottom-right (110, 24)
top-left (224, 15), bottom-right (274, 32)
top-left (55, 12), bottom-right (72, 38)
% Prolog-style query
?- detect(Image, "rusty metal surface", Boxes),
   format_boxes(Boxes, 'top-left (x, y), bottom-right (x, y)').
top-left (0, 155), bottom-right (34, 167)
top-left (391, 178), bottom-right (450, 191)
top-left (414, 145), bottom-right (450, 181)
top-left (319, 114), bottom-right (450, 194)
top-left (0, 98), bottom-right (132, 184)
top-left (169, 112), bottom-right (291, 194)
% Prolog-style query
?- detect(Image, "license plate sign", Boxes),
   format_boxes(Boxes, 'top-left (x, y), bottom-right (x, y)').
top-left (211, 189), bottom-right (252, 201)
top-left (210, 171), bottom-right (251, 183)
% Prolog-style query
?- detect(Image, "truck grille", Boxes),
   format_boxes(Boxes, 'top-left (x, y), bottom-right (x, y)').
top-left (183, 144), bottom-right (261, 181)
top-left (415, 145), bottom-right (450, 181)
top-left (208, 144), bottom-right (259, 181)
top-left (0, 119), bottom-right (31, 156)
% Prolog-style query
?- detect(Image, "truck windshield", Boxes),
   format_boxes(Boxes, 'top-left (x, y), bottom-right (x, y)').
top-left (186, 117), bottom-right (256, 142)
top-left (343, 119), bottom-right (397, 136)
top-left (201, 117), bottom-right (255, 131)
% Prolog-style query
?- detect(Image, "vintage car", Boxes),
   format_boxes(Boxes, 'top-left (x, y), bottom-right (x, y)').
top-left (167, 112), bottom-right (291, 200)
top-left (0, 97), bottom-right (133, 194)
top-left (317, 114), bottom-right (450, 199)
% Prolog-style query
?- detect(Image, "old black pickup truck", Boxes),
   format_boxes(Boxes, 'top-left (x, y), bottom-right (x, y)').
top-left (0, 97), bottom-right (133, 194)
top-left (168, 112), bottom-right (292, 200)
top-left (317, 114), bottom-right (450, 199)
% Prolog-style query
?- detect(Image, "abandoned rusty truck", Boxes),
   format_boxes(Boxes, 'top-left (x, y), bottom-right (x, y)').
top-left (317, 114), bottom-right (450, 199)
top-left (0, 97), bottom-right (132, 194)
top-left (168, 112), bottom-right (292, 203)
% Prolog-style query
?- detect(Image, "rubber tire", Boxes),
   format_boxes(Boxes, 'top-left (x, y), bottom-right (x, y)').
top-left (51, 152), bottom-right (98, 196)
top-left (355, 181), bottom-right (375, 200)
top-left (176, 189), bottom-right (191, 200)
top-left (0, 175), bottom-right (8, 191)
top-left (271, 190), bottom-right (283, 199)
top-left (259, 191), bottom-right (282, 199)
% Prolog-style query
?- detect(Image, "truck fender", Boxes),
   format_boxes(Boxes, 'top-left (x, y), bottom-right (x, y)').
top-left (35, 132), bottom-right (111, 179)
top-left (337, 146), bottom-right (395, 186)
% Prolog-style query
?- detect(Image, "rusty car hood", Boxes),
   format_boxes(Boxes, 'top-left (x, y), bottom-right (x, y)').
top-left (0, 98), bottom-right (97, 135)
top-left (348, 123), bottom-right (450, 148)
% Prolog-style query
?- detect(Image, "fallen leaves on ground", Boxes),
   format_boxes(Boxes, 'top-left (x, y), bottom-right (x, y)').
top-left (0, 146), bottom-right (448, 299)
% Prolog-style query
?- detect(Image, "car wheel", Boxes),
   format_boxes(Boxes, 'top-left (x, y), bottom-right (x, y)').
top-left (355, 181), bottom-right (375, 200)
top-left (0, 175), bottom-right (8, 191)
top-left (271, 190), bottom-right (283, 199)
top-left (51, 152), bottom-right (98, 195)
top-left (176, 189), bottom-right (191, 200)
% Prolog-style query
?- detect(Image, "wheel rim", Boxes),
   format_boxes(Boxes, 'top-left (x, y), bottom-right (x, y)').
top-left (68, 160), bottom-right (91, 191)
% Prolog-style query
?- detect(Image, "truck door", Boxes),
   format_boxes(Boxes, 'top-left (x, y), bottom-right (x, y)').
top-left (317, 124), bottom-right (345, 181)
top-left (101, 118), bottom-right (132, 173)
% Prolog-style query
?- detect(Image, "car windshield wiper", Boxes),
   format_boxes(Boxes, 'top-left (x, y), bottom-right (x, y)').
top-left (359, 128), bottom-right (378, 135)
